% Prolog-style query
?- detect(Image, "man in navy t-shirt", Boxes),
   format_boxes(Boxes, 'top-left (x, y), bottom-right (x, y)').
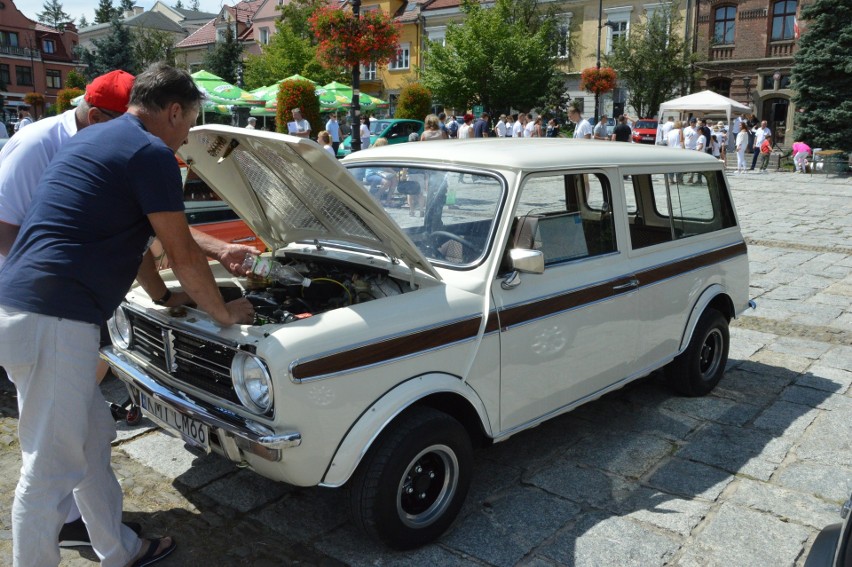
top-left (0, 63), bottom-right (254, 567)
top-left (473, 112), bottom-right (490, 138)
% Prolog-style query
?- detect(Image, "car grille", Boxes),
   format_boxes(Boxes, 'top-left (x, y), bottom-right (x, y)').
top-left (127, 310), bottom-right (240, 404)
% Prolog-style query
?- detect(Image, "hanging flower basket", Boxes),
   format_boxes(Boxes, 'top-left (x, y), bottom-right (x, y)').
top-left (309, 8), bottom-right (402, 68)
top-left (580, 67), bottom-right (618, 95)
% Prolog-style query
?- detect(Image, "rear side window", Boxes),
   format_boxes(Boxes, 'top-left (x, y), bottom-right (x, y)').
top-left (626, 170), bottom-right (736, 249)
top-left (514, 173), bottom-right (617, 264)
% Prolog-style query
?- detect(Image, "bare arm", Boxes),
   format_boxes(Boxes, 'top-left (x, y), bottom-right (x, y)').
top-left (0, 221), bottom-right (20, 257)
top-left (188, 227), bottom-right (258, 276)
top-left (135, 250), bottom-right (192, 307)
top-left (148, 211), bottom-right (253, 325)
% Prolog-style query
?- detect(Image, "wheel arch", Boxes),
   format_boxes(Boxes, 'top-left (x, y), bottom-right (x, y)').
top-left (678, 284), bottom-right (734, 354)
top-left (320, 373), bottom-right (492, 487)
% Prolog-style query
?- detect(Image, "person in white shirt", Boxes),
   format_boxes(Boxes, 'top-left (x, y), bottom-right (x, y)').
top-left (287, 107), bottom-right (311, 138)
top-left (658, 116), bottom-right (674, 146)
top-left (749, 120), bottom-right (771, 170)
top-left (683, 117), bottom-right (698, 150)
top-left (495, 114), bottom-right (508, 137)
top-left (568, 106), bottom-right (593, 139)
top-left (667, 120), bottom-right (684, 148)
top-left (317, 130), bottom-right (335, 157)
top-left (524, 113), bottom-right (535, 138)
top-left (325, 113), bottom-right (341, 155)
top-left (512, 114), bottom-right (525, 138)
top-left (458, 113), bottom-right (474, 139)
top-left (735, 121), bottom-right (749, 174)
top-left (14, 107), bottom-right (33, 132)
top-left (593, 114), bottom-right (609, 140)
top-left (359, 115), bottom-right (371, 150)
top-left (504, 114), bottom-right (514, 138)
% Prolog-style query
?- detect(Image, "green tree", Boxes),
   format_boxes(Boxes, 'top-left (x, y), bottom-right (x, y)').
top-left (118, 0), bottom-right (135, 12)
top-left (65, 69), bottom-right (87, 89)
top-left (190, 0), bottom-right (200, 11)
top-left (276, 79), bottom-right (320, 135)
top-left (94, 0), bottom-right (117, 23)
top-left (202, 20), bottom-right (242, 84)
top-left (174, 0), bottom-right (184, 8)
top-left (79, 14), bottom-right (89, 27)
top-left (395, 83), bottom-right (432, 120)
top-left (791, 0), bottom-right (852, 152)
top-left (133, 28), bottom-right (175, 69)
top-left (604, 5), bottom-right (695, 119)
top-left (77, 20), bottom-right (138, 79)
top-left (37, 0), bottom-right (73, 31)
top-left (421, 0), bottom-right (556, 113)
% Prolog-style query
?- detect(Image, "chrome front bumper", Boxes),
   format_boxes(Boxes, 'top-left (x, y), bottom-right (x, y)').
top-left (101, 346), bottom-right (301, 463)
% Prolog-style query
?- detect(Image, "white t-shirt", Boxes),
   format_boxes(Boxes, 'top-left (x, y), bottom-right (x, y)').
top-left (325, 118), bottom-right (340, 142)
top-left (512, 121), bottom-right (523, 138)
top-left (359, 124), bottom-right (371, 149)
top-left (573, 119), bottom-right (593, 139)
top-left (323, 145), bottom-right (335, 157)
top-left (736, 130), bottom-right (749, 152)
top-left (0, 109), bottom-right (78, 269)
top-left (667, 128), bottom-right (683, 149)
top-left (524, 121), bottom-right (535, 138)
top-left (287, 119), bottom-right (310, 136)
top-left (458, 123), bottom-right (473, 139)
top-left (495, 121), bottom-right (507, 137)
top-left (695, 134), bottom-right (707, 152)
top-left (753, 126), bottom-right (770, 148)
top-left (683, 126), bottom-right (698, 150)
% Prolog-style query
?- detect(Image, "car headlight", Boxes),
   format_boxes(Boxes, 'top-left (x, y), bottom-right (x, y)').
top-left (232, 352), bottom-right (273, 414)
top-left (107, 307), bottom-right (132, 349)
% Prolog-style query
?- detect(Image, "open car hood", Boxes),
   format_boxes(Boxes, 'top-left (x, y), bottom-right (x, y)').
top-left (179, 125), bottom-right (440, 280)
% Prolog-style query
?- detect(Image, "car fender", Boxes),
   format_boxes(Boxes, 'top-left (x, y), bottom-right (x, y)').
top-left (677, 283), bottom-right (729, 354)
top-left (320, 373), bottom-right (492, 487)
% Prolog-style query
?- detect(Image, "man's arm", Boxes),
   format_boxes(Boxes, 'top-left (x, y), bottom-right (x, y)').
top-left (0, 220), bottom-right (19, 257)
top-left (135, 250), bottom-right (192, 307)
top-left (188, 227), bottom-right (258, 276)
top-left (148, 211), bottom-right (253, 325)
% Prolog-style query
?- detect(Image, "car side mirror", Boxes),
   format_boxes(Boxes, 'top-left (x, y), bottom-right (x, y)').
top-left (507, 248), bottom-right (544, 274)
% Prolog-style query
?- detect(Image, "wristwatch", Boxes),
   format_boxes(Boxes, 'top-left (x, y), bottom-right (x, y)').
top-left (154, 288), bottom-right (172, 306)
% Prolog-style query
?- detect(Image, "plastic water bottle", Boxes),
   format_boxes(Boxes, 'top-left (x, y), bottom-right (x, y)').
top-left (242, 254), bottom-right (311, 287)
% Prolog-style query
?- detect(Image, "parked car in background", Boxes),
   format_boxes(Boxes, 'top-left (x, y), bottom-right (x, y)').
top-left (804, 491), bottom-right (852, 567)
top-left (632, 119), bottom-right (659, 144)
top-left (338, 118), bottom-right (423, 156)
top-left (105, 129), bottom-right (750, 550)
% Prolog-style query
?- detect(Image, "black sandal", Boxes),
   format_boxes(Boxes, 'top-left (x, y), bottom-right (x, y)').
top-left (131, 537), bottom-right (176, 567)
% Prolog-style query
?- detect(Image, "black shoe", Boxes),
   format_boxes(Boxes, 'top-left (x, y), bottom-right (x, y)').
top-left (59, 517), bottom-right (143, 547)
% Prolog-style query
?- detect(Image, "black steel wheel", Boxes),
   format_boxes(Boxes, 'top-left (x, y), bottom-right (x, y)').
top-left (666, 308), bottom-right (729, 397)
top-left (349, 406), bottom-right (472, 549)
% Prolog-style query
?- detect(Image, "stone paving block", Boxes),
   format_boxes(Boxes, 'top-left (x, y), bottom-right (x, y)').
top-left (120, 430), bottom-right (236, 489)
top-left (751, 400), bottom-right (820, 438)
top-left (559, 432), bottom-right (676, 480)
top-left (728, 477), bottom-right (839, 529)
top-left (618, 486), bottom-right (712, 536)
top-left (791, 274), bottom-right (844, 290)
top-left (830, 312), bottom-right (852, 331)
top-left (775, 461), bottom-right (852, 504)
top-left (794, 400), bottom-right (852, 467)
top-left (804, 292), bottom-right (852, 308)
top-left (254, 486), bottom-right (347, 542)
top-left (644, 457), bottom-right (734, 501)
top-left (319, 524), bottom-right (474, 566)
top-left (559, 396), bottom-right (700, 442)
top-left (526, 461), bottom-right (637, 511)
top-left (824, 281), bottom-right (852, 297)
top-left (461, 456), bottom-right (523, 517)
top-left (675, 502), bottom-right (811, 567)
top-left (675, 423), bottom-right (794, 481)
top-left (714, 367), bottom-right (794, 405)
top-left (736, 359), bottom-right (801, 384)
top-left (537, 512), bottom-right (681, 567)
top-left (763, 285), bottom-right (820, 301)
top-left (798, 365), bottom-right (852, 394)
top-left (765, 336), bottom-right (833, 359)
top-left (441, 486), bottom-right (581, 566)
top-left (659, 395), bottom-right (762, 427)
top-left (198, 468), bottom-right (292, 513)
top-left (780, 384), bottom-right (845, 410)
top-left (821, 344), bottom-right (852, 370)
top-left (750, 349), bottom-right (813, 373)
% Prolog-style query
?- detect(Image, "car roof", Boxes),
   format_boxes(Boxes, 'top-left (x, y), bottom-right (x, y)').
top-left (343, 138), bottom-right (722, 170)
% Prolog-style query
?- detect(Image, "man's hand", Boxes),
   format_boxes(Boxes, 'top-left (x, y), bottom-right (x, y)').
top-left (218, 243), bottom-right (258, 276)
top-left (224, 297), bottom-right (255, 325)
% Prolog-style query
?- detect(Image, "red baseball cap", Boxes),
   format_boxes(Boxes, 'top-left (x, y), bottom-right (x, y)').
top-left (84, 70), bottom-right (135, 114)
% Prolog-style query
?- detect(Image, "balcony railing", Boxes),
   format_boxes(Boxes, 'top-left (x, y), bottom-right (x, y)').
top-left (768, 41), bottom-right (795, 58)
top-left (710, 45), bottom-right (734, 60)
top-left (0, 44), bottom-right (42, 59)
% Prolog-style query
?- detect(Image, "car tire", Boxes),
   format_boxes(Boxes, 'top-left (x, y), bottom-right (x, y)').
top-left (666, 308), bottom-right (729, 397)
top-left (349, 406), bottom-right (473, 550)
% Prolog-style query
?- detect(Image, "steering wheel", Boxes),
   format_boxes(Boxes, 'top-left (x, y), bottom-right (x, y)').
top-left (429, 230), bottom-right (478, 261)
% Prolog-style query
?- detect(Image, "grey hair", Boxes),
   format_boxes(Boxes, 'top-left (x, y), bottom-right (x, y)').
top-left (129, 62), bottom-right (203, 113)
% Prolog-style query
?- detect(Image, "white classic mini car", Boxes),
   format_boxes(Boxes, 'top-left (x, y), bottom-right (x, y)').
top-left (104, 126), bottom-right (751, 549)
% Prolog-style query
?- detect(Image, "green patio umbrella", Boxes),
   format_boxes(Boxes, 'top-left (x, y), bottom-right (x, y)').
top-left (316, 82), bottom-right (388, 111)
top-left (191, 70), bottom-right (264, 107)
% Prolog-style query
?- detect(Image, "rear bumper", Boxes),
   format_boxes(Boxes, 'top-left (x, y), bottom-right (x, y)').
top-left (101, 346), bottom-right (301, 463)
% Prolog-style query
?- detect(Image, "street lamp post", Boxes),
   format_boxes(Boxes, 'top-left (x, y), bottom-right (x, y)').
top-left (742, 75), bottom-right (752, 108)
top-left (594, 0), bottom-right (616, 125)
top-left (349, 0), bottom-right (363, 153)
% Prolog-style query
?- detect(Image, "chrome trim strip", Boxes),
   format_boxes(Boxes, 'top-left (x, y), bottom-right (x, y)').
top-left (498, 293), bottom-right (629, 332)
top-left (102, 346), bottom-right (300, 460)
top-left (123, 302), bottom-right (247, 350)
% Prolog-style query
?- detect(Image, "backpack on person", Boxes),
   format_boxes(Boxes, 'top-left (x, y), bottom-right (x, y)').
top-left (447, 120), bottom-right (459, 138)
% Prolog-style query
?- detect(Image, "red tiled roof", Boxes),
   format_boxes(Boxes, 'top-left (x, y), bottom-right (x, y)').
top-left (176, 0), bottom-right (262, 48)
top-left (424, 0), bottom-right (487, 10)
top-left (176, 18), bottom-right (216, 48)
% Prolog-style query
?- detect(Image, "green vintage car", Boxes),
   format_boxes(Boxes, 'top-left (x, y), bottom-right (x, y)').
top-left (338, 118), bottom-right (424, 157)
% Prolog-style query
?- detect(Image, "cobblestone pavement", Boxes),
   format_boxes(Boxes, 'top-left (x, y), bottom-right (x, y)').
top-left (1, 169), bottom-right (850, 566)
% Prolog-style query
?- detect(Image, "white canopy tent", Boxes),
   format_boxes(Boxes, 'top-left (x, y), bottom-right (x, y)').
top-left (658, 90), bottom-right (751, 127)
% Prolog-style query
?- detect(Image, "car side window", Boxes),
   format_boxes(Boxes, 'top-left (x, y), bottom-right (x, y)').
top-left (626, 171), bottom-right (737, 249)
top-left (514, 173), bottom-right (617, 265)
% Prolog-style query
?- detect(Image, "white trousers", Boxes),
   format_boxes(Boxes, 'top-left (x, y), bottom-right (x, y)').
top-left (794, 152), bottom-right (808, 172)
top-left (736, 148), bottom-right (747, 171)
top-left (0, 306), bottom-right (140, 567)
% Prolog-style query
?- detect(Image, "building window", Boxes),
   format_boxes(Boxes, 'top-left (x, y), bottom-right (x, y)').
top-left (772, 0), bottom-right (797, 40)
top-left (0, 31), bottom-right (19, 47)
top-left (16, 66), bottom-right (33, 86)
top-left (0, 64), bottom-right (10, 85)
top-left (46, 69), bottom-right (61, 89)
top-left (707, 77), bottom-right (731, 98)
top-left (362, 62), bottom-right (377, 81)
top-left (554, 13), bottom-right (573, 58)
top-left (259, 27), bottom-right (269, 45)
top-left (426, 26), bottom-right (446, 46)
top-left (43, 39), bottom-right (56, 53)
top-left (605, 7), bottom-right (632, 54)
top-left (713, 6), bottom-right (736, 44)
top-left (389, 43), bottom-right (410, 70)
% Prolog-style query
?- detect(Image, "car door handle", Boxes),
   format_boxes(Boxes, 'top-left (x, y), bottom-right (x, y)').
top-left (612, 278), bottom-right (639, 291)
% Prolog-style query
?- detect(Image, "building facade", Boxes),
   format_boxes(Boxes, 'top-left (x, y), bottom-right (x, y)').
top-left (694, 0), bottom-right (810, 145)
top-left (0, 0), bottom-right (79, 122)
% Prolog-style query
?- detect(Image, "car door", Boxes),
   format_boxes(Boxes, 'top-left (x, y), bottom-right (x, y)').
top-left (493, 170), bottom-right (640, 432)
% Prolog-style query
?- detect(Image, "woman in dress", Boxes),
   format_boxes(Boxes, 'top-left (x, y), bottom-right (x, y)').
top-left (735, 121), bottom-right (749, 174)
top-left (359, 115), bottom-right (371, 150)
top-left (420, 114), bottom-right (446, 141)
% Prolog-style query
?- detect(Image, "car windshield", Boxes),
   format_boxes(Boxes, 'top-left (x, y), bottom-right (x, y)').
top-left (635, 120), bottom-right (657, 129)
top-left (346, 164), bottom-right (504, 268)
top-left (369, 120), bottom-right (392, 135)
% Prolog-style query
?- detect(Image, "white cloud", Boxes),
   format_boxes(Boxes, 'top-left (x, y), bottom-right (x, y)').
top-left (15, 0), bottom-right (223, 25)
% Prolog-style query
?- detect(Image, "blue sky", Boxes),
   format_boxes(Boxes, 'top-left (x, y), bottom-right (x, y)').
top-left (15, 0), bottom-right (224, 25)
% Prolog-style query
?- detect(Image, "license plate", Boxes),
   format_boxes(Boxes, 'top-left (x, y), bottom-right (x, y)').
top-left (134, 388), bottom-right (210, 451)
